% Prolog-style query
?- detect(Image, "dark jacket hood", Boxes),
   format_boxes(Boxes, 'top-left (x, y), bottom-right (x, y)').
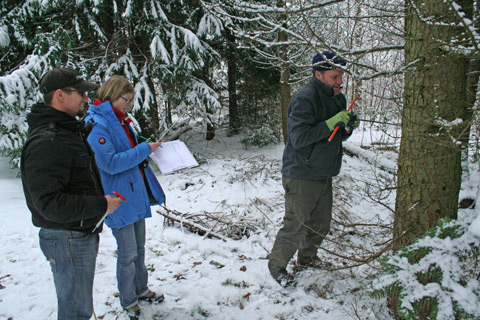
top-left (27, 104), bottom-right (81, 133)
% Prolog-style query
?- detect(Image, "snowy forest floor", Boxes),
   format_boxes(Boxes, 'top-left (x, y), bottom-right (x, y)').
top-left (0, 125), bottom-right (407, 320)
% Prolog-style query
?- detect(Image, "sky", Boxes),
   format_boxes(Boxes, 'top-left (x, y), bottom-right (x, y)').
top-left (0, 124), bottom-right (477, 320)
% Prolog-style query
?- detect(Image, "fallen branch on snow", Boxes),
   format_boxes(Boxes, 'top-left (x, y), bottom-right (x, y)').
top-left (157, 205), bottom-right (257, 241)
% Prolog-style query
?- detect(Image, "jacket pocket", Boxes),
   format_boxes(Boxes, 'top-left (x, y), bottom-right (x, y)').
top-left (39, 237), bottom-right (56, 273)
top-left (73, 153), bottom-right (92, 167)
top-left (70, 154), bottom-right (98, 194)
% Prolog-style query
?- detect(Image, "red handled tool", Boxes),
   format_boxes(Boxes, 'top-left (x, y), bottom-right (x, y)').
top-left (328, 96), bottom-right (358, 142)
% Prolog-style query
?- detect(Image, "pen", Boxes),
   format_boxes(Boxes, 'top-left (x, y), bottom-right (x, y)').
top-left (113, 191), bottom-right (127, 201)
top-left (140, 135), bottom-right (163, 148)
top-left (140, 136), bottom-right (154, 143)
top-left (92, 212), bottom-right (108, 233)
top-left (92, 191), bottom-right (126, 233)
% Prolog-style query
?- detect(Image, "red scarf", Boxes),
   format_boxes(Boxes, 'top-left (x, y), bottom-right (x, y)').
top-left (95, 99), bottom-right (135, 148)
top-left (113, 108), bottom-right (135, 149)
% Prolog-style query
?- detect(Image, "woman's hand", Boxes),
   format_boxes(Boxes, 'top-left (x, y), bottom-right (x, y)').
top-left (148, 141), bottom-right (163, 152)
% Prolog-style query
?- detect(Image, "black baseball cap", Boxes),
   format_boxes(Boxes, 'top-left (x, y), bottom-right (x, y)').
top-left (39, 68), bottom-right (98, 94)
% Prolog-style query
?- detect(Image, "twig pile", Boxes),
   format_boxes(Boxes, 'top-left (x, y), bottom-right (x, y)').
top-left (157, 205), bottom-right (258, 241)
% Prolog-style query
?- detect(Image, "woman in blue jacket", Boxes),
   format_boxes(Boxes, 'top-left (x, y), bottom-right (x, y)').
top-left (85, 75), bottom-right (166, 316)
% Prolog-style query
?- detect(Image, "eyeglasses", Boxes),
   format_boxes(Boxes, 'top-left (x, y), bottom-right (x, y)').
top-left (62, 88), bottom-right (87, 97)
top-left (120, 96), bottom-right (133, 103)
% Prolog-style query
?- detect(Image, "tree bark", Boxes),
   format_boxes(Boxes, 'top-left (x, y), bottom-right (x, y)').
top-left (278, 0), bottom-right (291, 144)
top-left (394, 0), bottom-right (475, 250)
top-left (226, 29), bottom-right (240, 135)
top-left (202, 59), bottom-right (216, 141)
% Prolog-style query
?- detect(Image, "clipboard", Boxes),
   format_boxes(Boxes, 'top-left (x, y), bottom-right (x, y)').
top-left (152, 140), bottom-right (199, 174)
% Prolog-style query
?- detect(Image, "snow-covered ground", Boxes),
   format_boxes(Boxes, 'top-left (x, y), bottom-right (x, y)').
top-left (1, 126), bottom-right (403, 320)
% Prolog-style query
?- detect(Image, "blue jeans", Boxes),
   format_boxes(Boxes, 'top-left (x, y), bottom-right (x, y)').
top-left (111, 219), bottom-right (149, 308)
top-left (39, 228), bottom-right (99, 320)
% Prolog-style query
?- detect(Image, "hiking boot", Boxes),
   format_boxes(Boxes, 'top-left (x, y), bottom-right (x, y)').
top-left (124, 304), bottom-right (141, 320)
top-left (295, 257), bottom-right (333, 271)
top-left (272, 269), bottom-right (297, 287)
top-left (139, 290), bottom-right (165, 303)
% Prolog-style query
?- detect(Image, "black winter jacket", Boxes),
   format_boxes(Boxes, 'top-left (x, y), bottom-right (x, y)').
top-left (282, 76), bottom-right (350, 180)
top-left (21, 104), bottom-right (107, 232)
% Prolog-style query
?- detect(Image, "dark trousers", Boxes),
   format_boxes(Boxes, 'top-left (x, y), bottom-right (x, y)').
top-left (268, 175), bottom-right (332, 276)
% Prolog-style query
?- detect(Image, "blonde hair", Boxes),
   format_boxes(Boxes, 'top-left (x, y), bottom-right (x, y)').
top-left (98, 75), bottom-right (134, 102)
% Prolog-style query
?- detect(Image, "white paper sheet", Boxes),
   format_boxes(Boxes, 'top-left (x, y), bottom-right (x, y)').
top-left (152, 140), bottom-right (199, 174)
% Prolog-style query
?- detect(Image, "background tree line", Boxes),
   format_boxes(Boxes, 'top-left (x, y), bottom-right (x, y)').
top-left (1, 0), bottom-right (479, 318)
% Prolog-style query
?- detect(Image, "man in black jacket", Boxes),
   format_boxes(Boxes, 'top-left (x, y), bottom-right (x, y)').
top-left (21, 68), bottom-right (122, 319)
top-left (268, 51), bottom-right (359, 286)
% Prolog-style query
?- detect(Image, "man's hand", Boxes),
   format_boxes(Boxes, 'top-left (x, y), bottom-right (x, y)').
top-left (105, 195), bottom-right (122, 214)
top-left (346, 111), bottom-right (360, 131)
top-left (325, 111), bottom-right (350, 131)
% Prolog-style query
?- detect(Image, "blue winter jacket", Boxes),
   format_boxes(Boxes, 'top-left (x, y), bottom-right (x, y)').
top-left (85, 101), bottom-right (165, 229)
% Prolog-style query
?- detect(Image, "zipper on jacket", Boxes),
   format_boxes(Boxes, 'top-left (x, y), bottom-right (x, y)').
top-left (88, 164), bottom-right (100, 192)
top-left (79, 131), bottom-right (101, 194)
top-left (130, 181), bottom-right (134, 192)
top-left (305, 144), bottom-right (315, 167)
top-left (306, 138), bottom-right (332, 167)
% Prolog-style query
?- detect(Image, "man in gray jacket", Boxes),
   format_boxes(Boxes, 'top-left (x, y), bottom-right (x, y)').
top-left (268, 51), bottom-right (358, 286)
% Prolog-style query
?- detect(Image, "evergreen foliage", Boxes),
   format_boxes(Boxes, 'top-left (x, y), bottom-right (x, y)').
top-left (0, 0), bottom-right (223, 167)
top-left (241, 126), bottom-right (278, 148)
top-left (370, 211), bottom-right (480, 319)
top-left (236, 54), bottom-right (280, 131)
top-left (0, 1), bottom-right (62, 167)
top-left (201, 0), bottom-right (283, 135)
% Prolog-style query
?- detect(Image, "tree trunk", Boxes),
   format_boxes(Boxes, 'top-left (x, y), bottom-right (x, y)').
top-left (166, 100), bottom-right (172, 125)
top-left (206, 110), bottom-right (215, 140)
top-left (279, 56), bottom-right (290, 144)
top-left (394, 0), bottom-right (474, 250)
top-left (278, 0), bottom-right (291, 144)
top-left (145, 76), bottom-right (160, 136)
top-left (462, 1), bottom-right (480, 177)
top-left (226, 29), bottom-right (240, 135)
top-left (202, 59), bottom-right (216, 141)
